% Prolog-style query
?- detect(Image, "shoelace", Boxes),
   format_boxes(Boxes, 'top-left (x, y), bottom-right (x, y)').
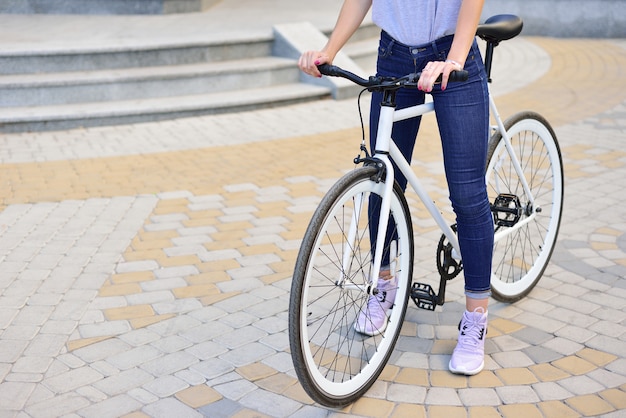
top-left (459, 316), bottom-right (485, 348)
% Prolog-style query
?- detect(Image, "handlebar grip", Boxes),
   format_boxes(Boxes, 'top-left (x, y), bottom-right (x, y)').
top-left (317, 63), bottom-right (341, 77)
top-left (448, 70), bottom-right (469, 82)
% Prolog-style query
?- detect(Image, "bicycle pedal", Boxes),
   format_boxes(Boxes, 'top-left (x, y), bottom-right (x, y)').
top-left (410, 282), bottom-right (437, 311)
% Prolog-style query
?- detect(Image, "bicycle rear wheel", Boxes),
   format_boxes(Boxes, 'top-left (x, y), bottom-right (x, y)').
top-left (486, 111), bottom-right (564, 302)
top-left (288, 166), bottom-right (413, 407)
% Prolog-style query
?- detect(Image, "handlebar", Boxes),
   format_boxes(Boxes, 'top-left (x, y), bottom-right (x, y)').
top-left (317, 64), bottom-right (469, 91)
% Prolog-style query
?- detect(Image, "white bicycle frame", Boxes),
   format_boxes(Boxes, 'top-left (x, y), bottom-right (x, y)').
top-left (343, 88), bottom-right (537, 293)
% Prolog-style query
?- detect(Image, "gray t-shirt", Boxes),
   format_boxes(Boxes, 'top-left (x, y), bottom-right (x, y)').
top-left (371, 0), bottom-right (461, 45)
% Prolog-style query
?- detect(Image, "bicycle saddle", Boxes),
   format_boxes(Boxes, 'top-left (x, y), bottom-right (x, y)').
top-left (477, 14), bottom-right (523, 43)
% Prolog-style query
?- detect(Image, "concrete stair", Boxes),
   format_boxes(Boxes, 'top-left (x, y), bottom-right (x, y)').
top-left (0, 23), bottom-right (378, 133)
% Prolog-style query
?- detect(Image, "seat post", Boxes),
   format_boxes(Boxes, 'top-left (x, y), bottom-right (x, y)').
top-left (483, 41), bottom-right (498, 83)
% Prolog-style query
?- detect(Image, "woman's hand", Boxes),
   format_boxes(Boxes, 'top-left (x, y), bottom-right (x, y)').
top-left (418, 59), bottom-right (464, 92)
top-left (298, 51), bottom-right (332, 78)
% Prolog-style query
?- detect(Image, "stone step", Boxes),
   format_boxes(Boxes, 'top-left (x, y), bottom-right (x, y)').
top-left (0, 35), bottom-right (273, 75)
top-left (0, 56), bottom-right (299, 107)
top-left (0, 82), bottom-right (332, 133)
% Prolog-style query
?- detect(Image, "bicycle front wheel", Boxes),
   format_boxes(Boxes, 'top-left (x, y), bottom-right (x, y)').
top-left (288, 166), bottom-right (414, 407)
top-left (486, 111), bottom-right (564, 302)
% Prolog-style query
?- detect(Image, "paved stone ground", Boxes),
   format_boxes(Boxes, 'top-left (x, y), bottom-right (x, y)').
top-left (0, 13), bottom-right (625, 418)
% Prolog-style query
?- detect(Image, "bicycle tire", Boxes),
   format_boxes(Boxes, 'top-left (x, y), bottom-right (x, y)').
top-left (486, 111), bottom-right (564, 302)
top-left (288, 166), bottom-right (414, 407)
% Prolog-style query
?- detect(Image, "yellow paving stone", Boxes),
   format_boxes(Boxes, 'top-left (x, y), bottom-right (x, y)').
top-left (183, 218), bottom-right (218, 227)
top-left (175, 385), bottom-right (222, 408)
top-left (576, 347), bottom-right (617, 367)
top-left (467, 370), bottom-right (503, 388)
top-left (172, 284), bottom-right (219, 299)
top-left (268, 260), bottom-right (293, 274)
top-left (104, 305), bottom-right (155, 321)
top-left (186, 209), bottom-right (222, 220)
top-left (120, 412), bottom-right (150, 418)
top-left (429, 370), bottom-right (467, 388)
top-left (98, 283), bottom-right (142, 297)
top-left (214, 221), bottom-right (254, 232)
top-left (600, 388), bottom-right (626, 409)
top-left (351, 397), bottom-right (395, 418)
top-left (260, 272), bottom-right (291, 285)
top-left (196, 259), bottom-right (240, 272)
top-left (137, 229), bottom-right (180, 241)
top-left (552, 355), bottom-right (597, 376)
top-left (378, 364), bottom-right (400, 382)
top-left (123, 249), bottom-right (167, 262)
top-left (430, 339), bottom-right (456, 354)
top-left (67, 336), bottom-right (111, 351)
top-left (537, 401), bottom-right (581, 418)
top-left (567, 394), bottom-right (615, 417)
top-left (529, 363), bottom-right (571, 382)
top-left (237, 362), bottom-right (277, 381)
top-left (238, 244), bottom-right (283, 257)
top-left (394, 368), bottom-right (429, 386)
top-left (489, 318), bottom-right (525, 334)
top-left (494, 367), bottom-right (539, 385)
top-left (469, 406), bottom-right (503, 418)
top-left (110, 271), bottom-right (155, 284)
top-left (199, 292), bottom-right (239, 306)
top-left (427, 406), bottom-right (467, 418)
top-left (157, 254), bottom-right (203, 267)
top-left (591, 242), bottom-right (618, 251)
top-left (399, 321), bottom-right (417, 337)
top-left (205, 229), bottom-right (248, 242)
top-left (230, 410), bottom-right (272, 418)
top-left (391, 403), bottom-right (426, 418)
top-left (499, 404), bottom-right (543, 418)
top-left (186, 272), bottom-right (230, 285)
top-left (596, 227), bottom-right (623, 236)
top-left (129, 313), bottom-right (176, 329)
top-left (282, 383), bottom-right (315, 405)
top-left (204, 240), bottom-right (245, 252)
top-left (255, 373), bottom-right (298, 395)
top-left (130, 238), bottom-right (173, 251)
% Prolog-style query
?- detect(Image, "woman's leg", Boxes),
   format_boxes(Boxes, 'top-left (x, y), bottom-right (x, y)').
top-left (433, 41), bottom-right (493, 374)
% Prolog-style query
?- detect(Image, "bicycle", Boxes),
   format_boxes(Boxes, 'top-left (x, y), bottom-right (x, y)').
top-left (288, 14), bottom-right (563, 407)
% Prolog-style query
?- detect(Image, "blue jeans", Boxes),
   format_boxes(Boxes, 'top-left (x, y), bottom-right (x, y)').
top-left (369, 31), bottom-right (493, 297)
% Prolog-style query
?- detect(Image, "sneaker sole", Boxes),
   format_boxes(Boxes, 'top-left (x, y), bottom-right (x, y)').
top-left (448, 360), bottom-right (484, 376)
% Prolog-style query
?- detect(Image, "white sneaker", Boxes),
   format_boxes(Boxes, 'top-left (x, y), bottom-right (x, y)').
top-left (354, 276), bottom-right (397, 336)
top-left (449, 308), bottom-right (488, 375)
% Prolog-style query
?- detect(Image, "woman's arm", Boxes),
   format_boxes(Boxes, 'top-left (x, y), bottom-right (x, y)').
top-left (299, 0), bottom-right (372, 78)
top-left (418, 0), bottom-right (485, 91)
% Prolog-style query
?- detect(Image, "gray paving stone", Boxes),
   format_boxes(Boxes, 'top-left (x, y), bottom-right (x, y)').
top-left (12, 357), bottom-right (53, 374)
top-left (213, 378), bottom-right (258, 401)
top-left (523, 345), bottom-right (563, 364)
top-left (0, 340), bottom-right (29, 363)
top-left (239, 388), bottom-right (302, 418)
top-left (44, 366), bottom-right (104, 394)
top-left (142, 397), bottom-right (203, 418)
top-left (72, 339), bottom-right (132, 363)
top-left (0, 382), bottom-right (36, 410)
top-left (532, 381), bottom-right (573, 401)
top-left (179, 321), bottom-right (234, 344)
top-left (425, 387), bottom-right (462, 406)
top-left (78, 394), bottom-right (143, 418)
top-left (387, 383), bottom-right (427, 404)
top-left (143, 375), bottom-right (189, 398)
top-left (140, 351), bottom-right (199, 377)
top-left (185, 341), bottom-right (228, 361)
top-left (214, 326), bottom-right (268, 350)
top-left (106, 345), bottom-right (163, 370)
top-left (93, 368), bottom-right (154, 396)
top-left (198, 398), bottom-right (243, 418)
top-left (219, 342), bottom-right (275, 368)
top-left (25, 392), bottom-right (91, 418)
top-left (558, 375), bottom-right (607, 395)
top-left (495, 385), bottom-right (540, 404)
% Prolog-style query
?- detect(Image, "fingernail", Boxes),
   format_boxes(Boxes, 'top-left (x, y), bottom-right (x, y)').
top-left (314, 60), bottom-right (320, 65)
